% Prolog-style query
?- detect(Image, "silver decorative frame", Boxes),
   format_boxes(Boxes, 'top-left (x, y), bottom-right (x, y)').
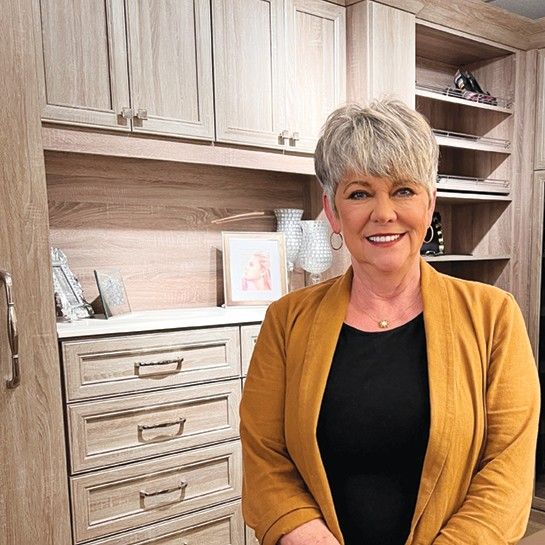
top-left (51, 248), bottom-right (94, 321)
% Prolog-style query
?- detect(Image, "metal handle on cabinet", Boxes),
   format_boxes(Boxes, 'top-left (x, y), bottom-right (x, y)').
top-left (280, 129), bottom-right (290, 144)
top-left (135, 109), bottom-right (148, 120)
top-left (138, 417), bottom-right (186, 432)
top-left (290, 131), bottom-right (300, 145)
top-left (0, 270), bottom-right (20, 389)
top-left (120, 107), bottom-right (134, 119)
top-left (140, 480), bottom-right (188, 498)
top-left (135, 357), bottom-right (184, 368)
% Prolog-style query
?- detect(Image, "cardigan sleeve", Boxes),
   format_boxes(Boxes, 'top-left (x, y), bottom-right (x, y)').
top-left (432, 294), bottom-right (540, 545)
top-left (240, 302), bottom-right (323, 545)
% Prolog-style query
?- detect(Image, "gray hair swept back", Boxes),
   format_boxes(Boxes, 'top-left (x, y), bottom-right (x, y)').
top-left (314, 99), bottom-right (439, 212)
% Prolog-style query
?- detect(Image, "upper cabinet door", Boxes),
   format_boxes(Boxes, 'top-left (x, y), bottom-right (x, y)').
top-left (125, 0), bottom-right (215, 139)
top-left (212, 0), bottom-right (287, 149)
top-left (285, 0), bottom-right (346, 153)
top-left (35, 0), bottom-right (130, 130)
top-left (535, 49), bottom-right (545, 170)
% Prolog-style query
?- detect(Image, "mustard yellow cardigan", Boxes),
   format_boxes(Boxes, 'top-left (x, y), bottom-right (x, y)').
top-left (240, 260), bottom-right (540, 545)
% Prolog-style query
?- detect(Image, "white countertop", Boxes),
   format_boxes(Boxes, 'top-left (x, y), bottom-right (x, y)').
top-left (56, 306), bottom-right (268, 339)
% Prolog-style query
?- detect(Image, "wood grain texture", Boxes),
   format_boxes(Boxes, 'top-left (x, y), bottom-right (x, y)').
top-left (89, 501), bottom-right (244, 545)
top-left (62, 326), bottom-right (241, 401)
top-left (36, 0), bottom-right (131, 129)
top-left (71, 440), bottom-right (242, 543)
top-left (46, 152), bottom-right (310, 309)
top-left (42, 126), bottom-right (317, 174)
top-left (0, 0), bottom-right (72, 544)
top-left (68, 379), bottom-right (241, 472)
top-left (126, 0), bottom-right (215, 139)
top-left (536, 50), bottom-right (545, 170)
top-left (241, 324), bottom-right (261, 376)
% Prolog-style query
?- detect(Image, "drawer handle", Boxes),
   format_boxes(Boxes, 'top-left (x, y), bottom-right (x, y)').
top-left (135, 357), bottom-right (184, 369)
top-left (0, 270), bottom-right (20, 389)
top-left (140, 480), bottom-right (188, 498)
top-left (138, 417), bottom-right (187, 432)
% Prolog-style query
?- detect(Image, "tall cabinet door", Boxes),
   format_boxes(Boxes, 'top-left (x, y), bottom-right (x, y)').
top-left (126, 0), bottom-right (215, 139)
top-left (35, 0), bottom-right (130, 130)
top-left (212, 0), bottom-right (287, 149)
top-left (1, 1), bottom-right (71, 544)
top-left (285, 0), bottom-right (346, 153)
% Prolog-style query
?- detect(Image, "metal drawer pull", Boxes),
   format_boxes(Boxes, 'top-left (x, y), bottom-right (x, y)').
top-left (140, 480), bottom-right (188, 498)
top-left (136, 357), bottom-right (184, 368)
top-left (136, 109), bottom-right (148, 120)
top-left (120, 107), bottom-right (134, 119)
top-left (0, 270), bottom-right (20, 389)
top-left (138, 417), bottom-right (186, 432)
top-left (291, 131), bottom-right (300, 145)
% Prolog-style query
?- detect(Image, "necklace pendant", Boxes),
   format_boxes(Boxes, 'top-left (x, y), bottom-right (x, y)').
top-left (378, 319), bottom-right (389, 329)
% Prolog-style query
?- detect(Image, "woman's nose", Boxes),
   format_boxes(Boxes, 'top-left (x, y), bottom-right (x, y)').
top-left (370, 197), bottom-right (397, 224)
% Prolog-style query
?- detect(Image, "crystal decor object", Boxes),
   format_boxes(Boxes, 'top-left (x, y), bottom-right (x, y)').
top-left (299, 220), bottom-right (333, 285)
top-left (274, 208), bottom-right (304, 272)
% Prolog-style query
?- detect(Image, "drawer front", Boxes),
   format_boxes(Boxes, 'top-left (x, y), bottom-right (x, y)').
top-left (240, 324), bottom-right (261, 376)
top-left (62, 327), bottom-right (241, 401)
top-left (246, 524), bottom-right (259, 545)
top-left (69, 380), bottom-right (241, 473)
top-left (71, 441), bottom-right (242, 543)
top-left (90, 501), bottom-right (244, 545)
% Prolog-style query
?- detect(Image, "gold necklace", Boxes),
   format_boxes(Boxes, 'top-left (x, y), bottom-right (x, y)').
top-left (360, 299), bottom-right (422, 329)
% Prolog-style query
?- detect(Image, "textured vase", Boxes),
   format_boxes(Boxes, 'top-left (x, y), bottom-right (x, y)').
top-left (274, 208), bottom-right (304, 272)
top-left (299, 220), bottom-right (333, 284)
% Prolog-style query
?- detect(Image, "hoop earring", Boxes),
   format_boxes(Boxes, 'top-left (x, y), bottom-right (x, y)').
top-left (423, 225), bottom-right (434, 244)
top-left (330, 231), bottom-right (343, 250)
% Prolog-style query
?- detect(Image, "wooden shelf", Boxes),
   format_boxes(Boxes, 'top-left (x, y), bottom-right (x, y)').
top-left (424, 254), bottom-right (510, 263)
top-left (436, 191), bottom-right (511, 203)
top-left (415, 88), bottom-right (513, 114)
top-left (42, 126), bottom-right (316, 175)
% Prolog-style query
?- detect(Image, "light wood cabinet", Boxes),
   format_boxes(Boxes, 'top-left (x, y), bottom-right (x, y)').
top-left (536, 49), bottom-right (545, 170)
top-left (213, 0), bottom-right (346, 152)
top-left (1, 1), bottom-right (72, 544)
top-left (35, 0), bottom-right (214, 139)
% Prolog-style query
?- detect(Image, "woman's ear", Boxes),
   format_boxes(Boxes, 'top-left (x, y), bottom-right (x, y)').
top-left (428, 189), bottom-right (437, 225)
top-left (323, 193), bottom-right (341, 233)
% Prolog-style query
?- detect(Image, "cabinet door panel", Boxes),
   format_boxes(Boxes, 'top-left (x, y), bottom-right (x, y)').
top-left (286, 0), bottom-right (346, 153)
top-left (126, 0), bottom-right (215, 139)
top-left (536, 50), bottom-right (545, 169)
top-left (36, 0), bottom-right (130, 130)
top-left (213, 0), bottom-right (286, 149)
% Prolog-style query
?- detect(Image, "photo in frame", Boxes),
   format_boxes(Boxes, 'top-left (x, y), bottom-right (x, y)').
top-left (94, 269), bottom-right (131, 318)
top-left (222, 232), bottom-right (288, 306)
top-left (51, 247), bottom-right (94, 321)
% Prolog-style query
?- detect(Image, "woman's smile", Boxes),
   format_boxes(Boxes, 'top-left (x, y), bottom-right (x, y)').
top-left (365, 232), bottom-right (405, 246)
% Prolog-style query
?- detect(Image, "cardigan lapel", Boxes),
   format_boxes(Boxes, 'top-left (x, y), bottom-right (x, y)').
top-left (407, 260), bottom-right (456, 540)
top-left (298, 267), bottom-right (353, 544)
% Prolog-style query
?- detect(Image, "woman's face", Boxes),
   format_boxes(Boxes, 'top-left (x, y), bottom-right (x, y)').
top-left (243, 256), bottom-right (262, 281)
top-left (324, 173), bottom-right (436, 275)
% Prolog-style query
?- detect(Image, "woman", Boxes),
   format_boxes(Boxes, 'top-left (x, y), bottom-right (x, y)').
top-left (239, 99), bottom-right (540, 545)
top-left (242, 251), bottom-right (272, 291)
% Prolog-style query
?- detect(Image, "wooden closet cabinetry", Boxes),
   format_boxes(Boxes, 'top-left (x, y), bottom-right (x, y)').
top-left (212, 0), bottom-right (346, 153)
top-left (536, 49), bottom-right (545, 170)
top-left (58, 323), bottom-right (260, 545)
top-left (34, 0), bottom-right (214, 139)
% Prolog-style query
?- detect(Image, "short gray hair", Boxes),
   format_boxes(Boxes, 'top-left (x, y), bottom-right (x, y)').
top-left (314, 99), bottom-right (439, 211)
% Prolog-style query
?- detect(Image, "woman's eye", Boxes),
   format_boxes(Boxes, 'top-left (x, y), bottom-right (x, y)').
top-left (395, 187), bottom-right (415, 197)
top-left (348, 190), bottom-right (368, 200)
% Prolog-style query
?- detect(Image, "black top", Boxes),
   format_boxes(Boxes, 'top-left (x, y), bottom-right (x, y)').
top-left (316, 314), bottom-right (430, 545)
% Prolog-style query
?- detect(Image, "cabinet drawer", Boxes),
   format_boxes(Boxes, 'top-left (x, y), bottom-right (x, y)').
top-left (69, 380), bottom-right (241, 473)
top-left (62, 327), bottom-right (241, 401)
top-left (90, 501), bottom-right (243, 545)
top-left (71, 440), bottom-right (242, 543)
top-left (240, 324), bottom-right (261, 376)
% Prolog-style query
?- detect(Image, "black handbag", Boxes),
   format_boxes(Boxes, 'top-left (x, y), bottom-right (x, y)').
top-left (420, 212), bottom-right (445, 256)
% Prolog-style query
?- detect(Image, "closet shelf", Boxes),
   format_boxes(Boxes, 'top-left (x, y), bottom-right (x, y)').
top-left (437, 175), bottom-right (510, 195)
top-left (415, 84), bottom-right (513, 113)
top-left (433, 129), bottom-right (511, 154)
top-left (436, 191), bottom-right (511, 203)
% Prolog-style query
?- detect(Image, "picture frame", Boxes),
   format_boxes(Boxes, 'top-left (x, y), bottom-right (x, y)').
top-left (51, 247), bottom-right (94, 321)
top-left (222, 232), bottom-right (288, 306)
top-left (94, 269), bottom-right (131, 318)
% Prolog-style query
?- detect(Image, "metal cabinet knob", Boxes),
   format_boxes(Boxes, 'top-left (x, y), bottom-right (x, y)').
top-left (120, 107), bottom-right (134, 119)
top-left (280, 129), bottom-right (290, 145)
top-left (136, 109), bottom-right (148, 120)
top-left (291, 132), bottom-right (300, 145)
